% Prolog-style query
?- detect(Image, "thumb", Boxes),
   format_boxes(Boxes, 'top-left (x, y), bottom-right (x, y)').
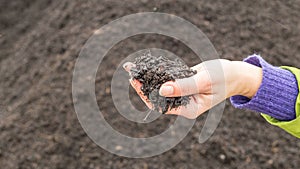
top-left (159, 70), bottom-right (211, 97)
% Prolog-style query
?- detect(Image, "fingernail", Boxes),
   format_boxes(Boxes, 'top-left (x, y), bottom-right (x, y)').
top-left (123, 62), bottom-right (130, 70)
top-left (159, 85), bottom-right (174, 96)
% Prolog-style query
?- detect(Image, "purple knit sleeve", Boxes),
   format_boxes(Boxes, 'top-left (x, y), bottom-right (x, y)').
top-left (230, 54), bottom-right (298, 121)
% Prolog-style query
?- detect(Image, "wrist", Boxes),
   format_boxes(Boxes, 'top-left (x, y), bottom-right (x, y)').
top-left (226, 61), bottom-right (262, 98)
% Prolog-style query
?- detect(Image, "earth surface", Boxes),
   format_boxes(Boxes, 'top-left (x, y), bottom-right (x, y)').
top-left (1, 0), bottom-right (300, 169)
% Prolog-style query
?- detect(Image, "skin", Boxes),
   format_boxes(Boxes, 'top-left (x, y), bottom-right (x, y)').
top-left (123, 59), bottom-right (262, 119)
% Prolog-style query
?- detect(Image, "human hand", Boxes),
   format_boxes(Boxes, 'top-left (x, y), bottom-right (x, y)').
top-left (124, 59), bottom-right (262, 119)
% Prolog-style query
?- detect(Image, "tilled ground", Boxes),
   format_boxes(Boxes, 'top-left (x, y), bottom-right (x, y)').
top-left (1, 0), bottom-right (300, 168)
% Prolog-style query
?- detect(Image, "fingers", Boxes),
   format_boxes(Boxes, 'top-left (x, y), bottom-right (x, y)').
top-left (159, 70), bottom-right (212, 97)
top-left (165, 93), bottom-right (217, 119)
top-left (165, 97), bottom-right (199, 119)
top-left (123, 62), bottom-right (136, 72)
top-left (165, 94), bottom-right (210, 119)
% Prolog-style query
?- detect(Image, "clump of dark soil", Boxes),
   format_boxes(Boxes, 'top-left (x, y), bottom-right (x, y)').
top-left (130, 52), bottom-right (197, 114)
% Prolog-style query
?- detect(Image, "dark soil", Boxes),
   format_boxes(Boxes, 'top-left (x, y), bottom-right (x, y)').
top-left (130, 51), bottom-right (196, 114)
top-left (1, 0), bottom-right (300, 169)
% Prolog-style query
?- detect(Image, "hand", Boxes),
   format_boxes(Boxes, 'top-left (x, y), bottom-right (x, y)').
top-left (123, 59), bottom-right (262, 119)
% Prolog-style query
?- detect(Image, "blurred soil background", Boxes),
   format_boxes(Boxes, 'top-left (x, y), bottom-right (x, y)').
top-left (1, 0), bottom-right (300, 168)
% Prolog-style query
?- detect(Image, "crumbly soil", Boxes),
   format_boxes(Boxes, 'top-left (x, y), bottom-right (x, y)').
top-left (1, 0), bottom-right (300, 169)
top-left (130, 52), bottom-right (196, 113)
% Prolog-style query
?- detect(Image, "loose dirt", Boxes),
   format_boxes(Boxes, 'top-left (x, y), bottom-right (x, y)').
top-left (130, 52), bottom-right (196, 114)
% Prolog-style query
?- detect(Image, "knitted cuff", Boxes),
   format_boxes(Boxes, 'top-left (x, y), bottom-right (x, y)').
top-left (230, 54), bottom-right (298, 121)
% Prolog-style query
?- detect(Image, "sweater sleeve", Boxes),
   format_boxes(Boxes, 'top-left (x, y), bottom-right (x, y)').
top-left (230, 54), bottom-right (300, 138)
